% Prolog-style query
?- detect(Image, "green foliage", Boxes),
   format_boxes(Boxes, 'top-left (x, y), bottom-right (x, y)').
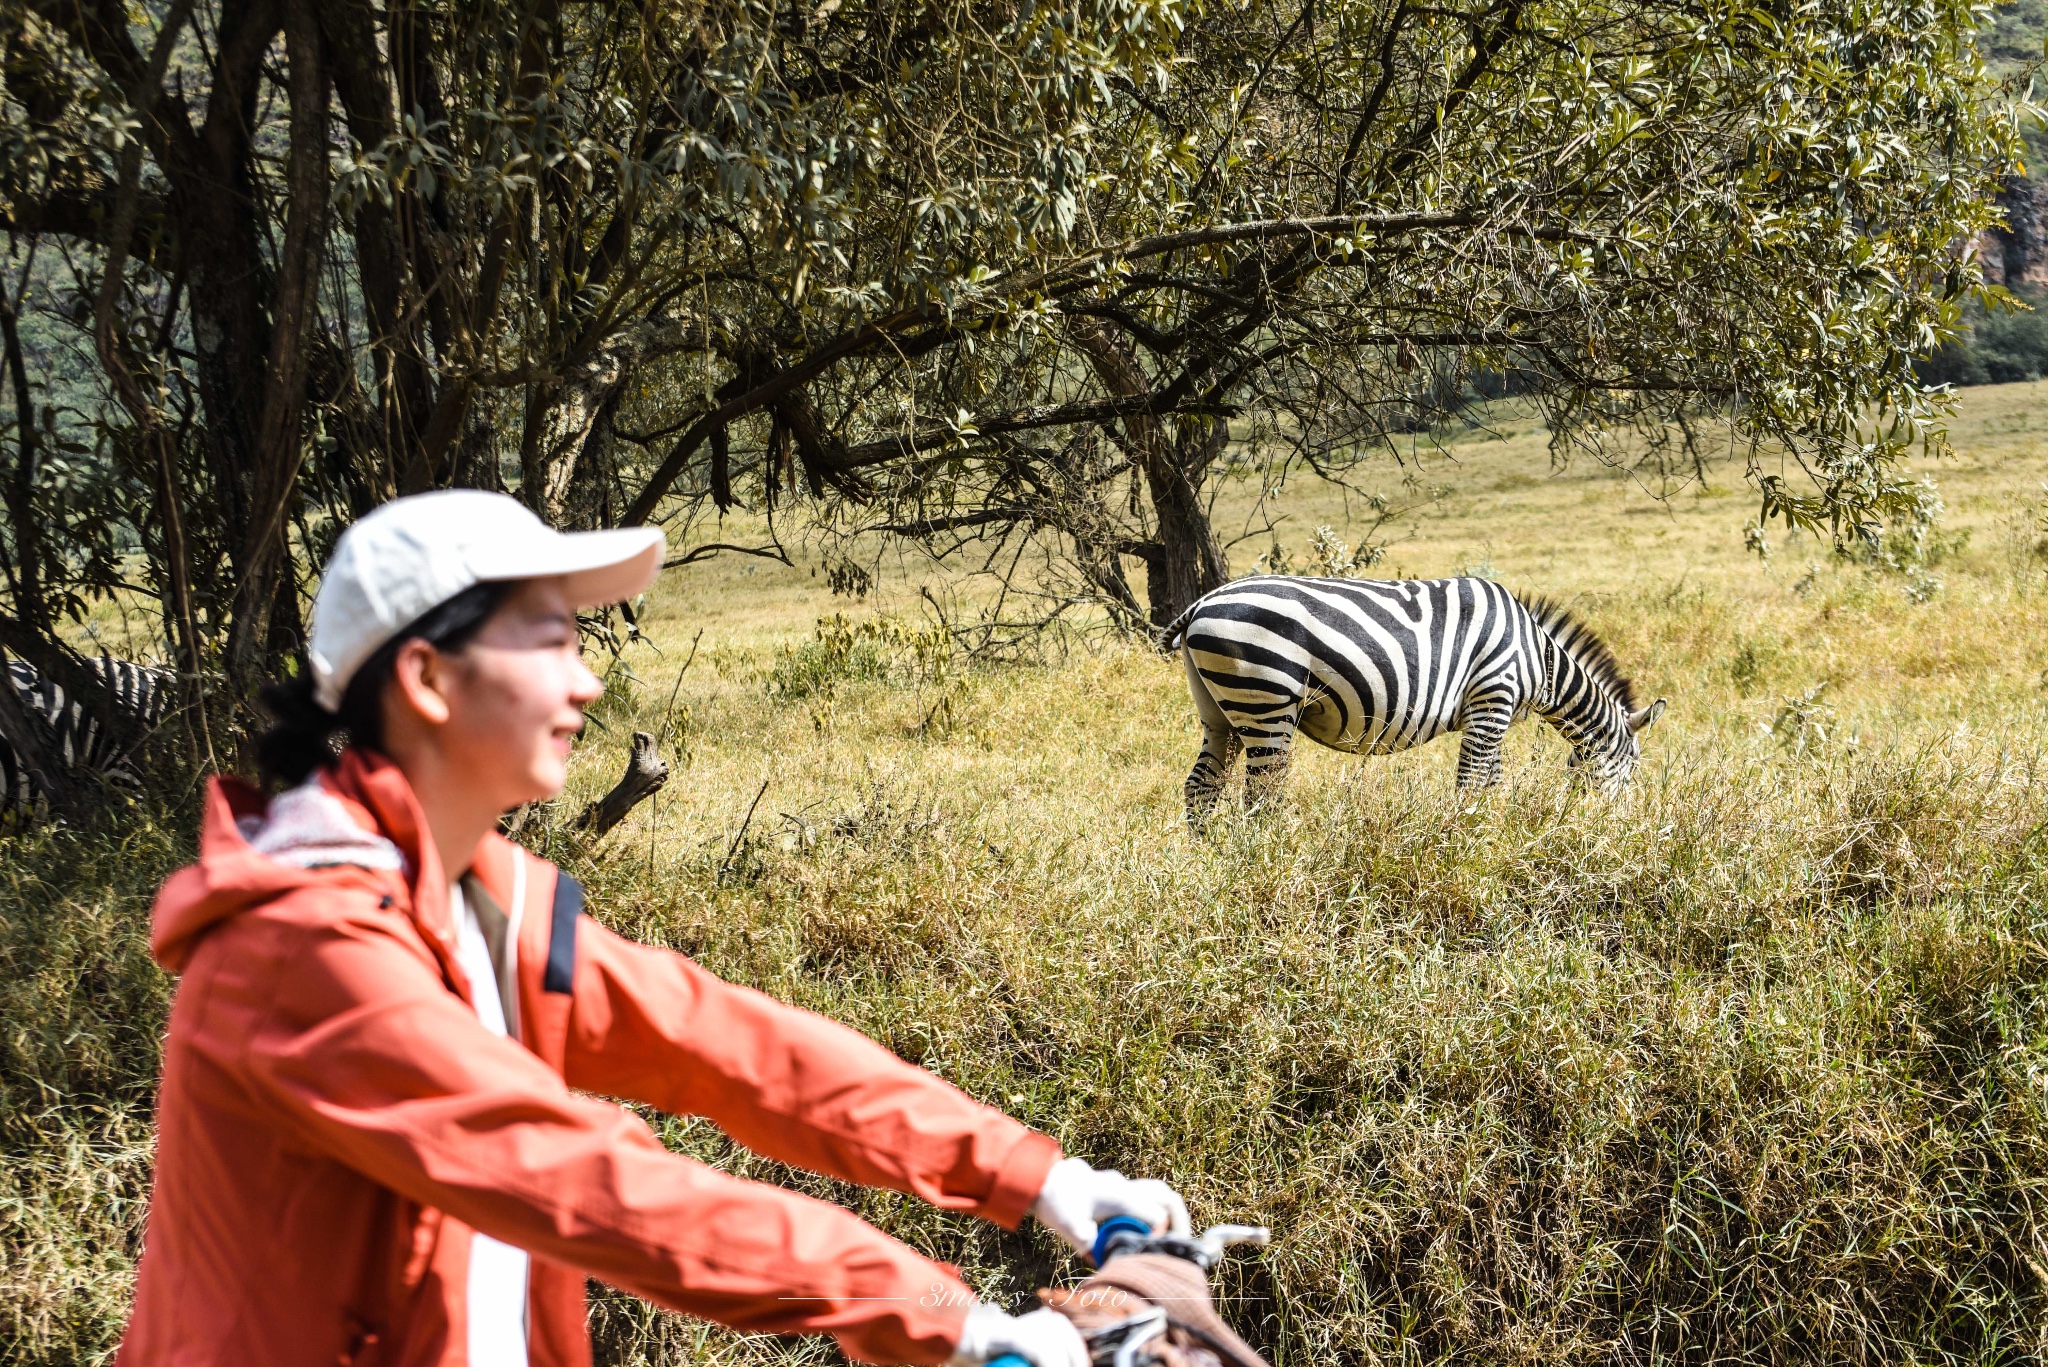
top-left (1831, 477), bottom-right (1970, 601)
top-left (1982, 0), bottom-right (2048, 71)
top-left (0, 0), bottom-right (2031, 682)
top-left (0, 0), bottom-right (1195, 686)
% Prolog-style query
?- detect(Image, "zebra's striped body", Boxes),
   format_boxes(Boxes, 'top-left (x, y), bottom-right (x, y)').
top-left (1171, 575), bottom-right (1664, 819)
top-left (2, 655), bottom-right (173, 815)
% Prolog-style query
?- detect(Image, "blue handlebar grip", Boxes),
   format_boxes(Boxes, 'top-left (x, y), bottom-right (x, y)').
top-left (1090, 1214), bottom-right (1153, 1267)
top-left (988, 1354), bottom-right (1033, 1367)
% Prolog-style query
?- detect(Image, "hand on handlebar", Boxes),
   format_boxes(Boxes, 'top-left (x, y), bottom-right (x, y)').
top-left (1030, 1156), bottom-right (1191, 1258)
top-left (949, 1304), bottom-right (1089, 1367)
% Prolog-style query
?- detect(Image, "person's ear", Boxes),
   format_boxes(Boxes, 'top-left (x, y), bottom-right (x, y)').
top-left (389, 638), bottom-right (454, 726)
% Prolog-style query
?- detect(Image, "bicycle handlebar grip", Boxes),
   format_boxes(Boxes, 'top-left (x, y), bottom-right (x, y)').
top-left (1090, 1214), bottom-right (1154, 1267)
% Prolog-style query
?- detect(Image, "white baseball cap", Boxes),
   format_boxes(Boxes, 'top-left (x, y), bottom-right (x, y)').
top-left (309, 490), bottom-right (666, 711)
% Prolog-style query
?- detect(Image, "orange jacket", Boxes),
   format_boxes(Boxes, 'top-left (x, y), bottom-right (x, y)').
top-left (120, 749), bottom-right (1060, 1367)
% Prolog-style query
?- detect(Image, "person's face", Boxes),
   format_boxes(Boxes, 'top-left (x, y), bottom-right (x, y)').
top-left (391, 578), bottom-right (603, 809)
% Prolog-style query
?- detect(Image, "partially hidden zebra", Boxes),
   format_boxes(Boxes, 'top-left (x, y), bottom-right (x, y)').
top-left (3, 654), bottom-right (173, 816)
top-left (1169, 575), bottom-right (1666, 820)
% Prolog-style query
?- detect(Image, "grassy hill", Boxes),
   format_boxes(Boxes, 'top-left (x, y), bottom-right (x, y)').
top-left (1985, 0), bottom-right (2048, 70)
top-left (7, 388), bottom-right (2048, 1363)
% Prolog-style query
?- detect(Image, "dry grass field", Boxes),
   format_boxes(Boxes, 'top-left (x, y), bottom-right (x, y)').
top-left (6, 383), bottom-right (2048, 1364)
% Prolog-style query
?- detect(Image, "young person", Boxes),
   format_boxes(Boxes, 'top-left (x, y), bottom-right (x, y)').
top-left (121, 490), bottom-right (1188, 1367)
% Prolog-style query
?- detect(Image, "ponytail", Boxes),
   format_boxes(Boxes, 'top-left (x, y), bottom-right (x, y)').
top-left (254, 674), bottom-right (350, 788)
top-left (254, 580), bottom-right (517, 788)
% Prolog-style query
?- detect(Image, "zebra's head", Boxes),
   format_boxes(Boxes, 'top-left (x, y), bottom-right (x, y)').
top-left (1521, 594), bottom-right (1665, 790)
top-left (1565, 696), bottom-right (1667, 790)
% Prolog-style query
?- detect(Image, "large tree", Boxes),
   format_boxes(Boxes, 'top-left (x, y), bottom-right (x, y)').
top-left (0, 0), bottom-right (1187, 749)
top-left (0, 0), bottom-right (2023, 743)
top-left (669, 0), bottom-right (2026, 629)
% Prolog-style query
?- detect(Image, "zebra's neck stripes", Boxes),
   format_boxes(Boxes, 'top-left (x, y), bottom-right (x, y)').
top-left (1518, 595), bottom-right (1640, 777)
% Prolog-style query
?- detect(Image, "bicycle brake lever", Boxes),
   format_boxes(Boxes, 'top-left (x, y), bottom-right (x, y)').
top-left (1085, 1307), bottom-right (1168, 1367)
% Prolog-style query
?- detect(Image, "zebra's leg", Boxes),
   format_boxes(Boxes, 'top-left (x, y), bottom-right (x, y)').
top-left (1184, 722), bottom-right (1243, 826)
top-left (1241, 710), bottom-right (1302, 811)
top-left (1181, 641), bottom-right (1246, 827)
top-left (1456, 700), bottom-right (1515, 790)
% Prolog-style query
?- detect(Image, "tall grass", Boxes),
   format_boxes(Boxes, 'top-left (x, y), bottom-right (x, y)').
top-left (559, 729), bottom-right (2048, 1367)
top-left (8, 680), bottom-right (2047, 1367)
top-left (1, 820), bottom-right (176, 1362)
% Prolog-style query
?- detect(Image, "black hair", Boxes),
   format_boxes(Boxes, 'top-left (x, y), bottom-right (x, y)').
top-left (255, 580), bottom-right (517, 788)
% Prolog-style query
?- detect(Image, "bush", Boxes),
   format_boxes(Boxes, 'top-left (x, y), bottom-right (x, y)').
top-left (1916, 286), bottom-right (2048, 387)
top-left (764, 614), bottom-right (951, 701)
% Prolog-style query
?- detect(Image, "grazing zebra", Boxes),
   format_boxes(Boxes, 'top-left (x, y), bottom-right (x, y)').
top-left (2, 654), bottom-right (173, 815)
top-left (1170, 575), bottom-right (1665, 820)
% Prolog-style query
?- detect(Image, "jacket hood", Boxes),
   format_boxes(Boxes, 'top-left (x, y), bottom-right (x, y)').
top-left (152, 749), bottom-right (449, 973)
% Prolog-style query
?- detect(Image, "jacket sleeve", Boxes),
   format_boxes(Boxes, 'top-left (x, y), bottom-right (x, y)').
top-left (562, 917), bottom-right (1062, 1230)
top-left (233, 895), bottom-right (977, 1365)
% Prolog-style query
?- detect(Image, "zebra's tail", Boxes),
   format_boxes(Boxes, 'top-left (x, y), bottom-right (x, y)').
top-left (1159, 598), bottom-right (1205, 652)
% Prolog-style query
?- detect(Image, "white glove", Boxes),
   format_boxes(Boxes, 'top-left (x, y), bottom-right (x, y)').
top-left (949, 1304), bottom-right (1089, 1367)
top-left (1030, 1155), bottom-right (1192, 1258)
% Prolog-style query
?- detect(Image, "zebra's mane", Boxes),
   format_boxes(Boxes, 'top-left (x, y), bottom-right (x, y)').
top-left (1514, 593), bottom-right (1637, 711)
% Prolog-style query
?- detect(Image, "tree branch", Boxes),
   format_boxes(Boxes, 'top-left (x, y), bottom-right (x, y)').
top-left (573, 731), bottom-right (670, 837)
top-left (663, 542), bottom-right (794, 567)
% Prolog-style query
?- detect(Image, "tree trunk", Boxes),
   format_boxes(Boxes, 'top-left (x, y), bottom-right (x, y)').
top-left (1068, 321), bottom-right (1231, 628)
top-left (221, 0), bottom-right (330, 687)
top-left (0, 270), bottom-right (47, 637)
top-left (522, 330), bottom-right (646, 526)
top-left (452, 416), bottom-right (504, 492)
top-left (320, 0), bottom-right (438, 493)
top-left (1142, 431), bottom-right (1230, 629)
top-left (176, 0), bottom-right (285, 629)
